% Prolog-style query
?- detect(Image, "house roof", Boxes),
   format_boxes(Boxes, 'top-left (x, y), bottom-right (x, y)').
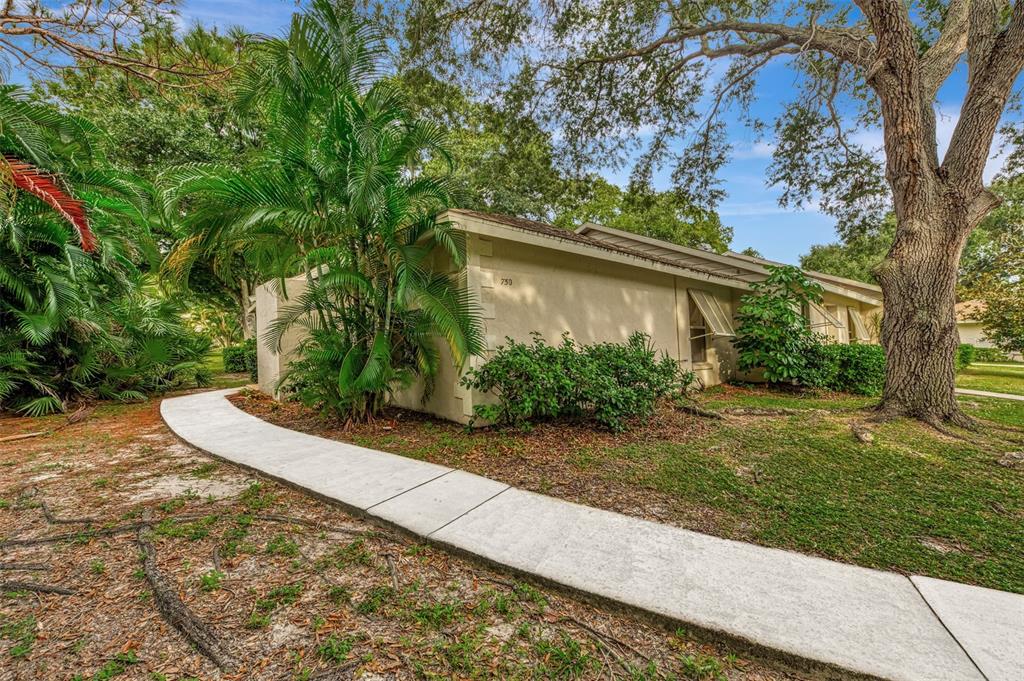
top-left (955, 300), bottom-right (986, 322)
top-left (443, 209), bottom-right (883, 305)
top-left (446, 209), bottom-right (748, 286)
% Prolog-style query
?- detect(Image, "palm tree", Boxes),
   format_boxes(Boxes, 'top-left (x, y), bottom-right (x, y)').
top-left (0, 87), bottom-right (208, 415)
top-left (163, 0), bottom-right (483, 421)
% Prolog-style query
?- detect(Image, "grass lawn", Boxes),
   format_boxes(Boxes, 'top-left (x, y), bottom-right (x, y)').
top-left (957, 363), bottom-right (1024, 395)
top-left (236, 385), bottom-right (1024, 594)
top-left (0, 390), bottom-right (792, 680)
top-left (202, 349), bottom-right (252, 389)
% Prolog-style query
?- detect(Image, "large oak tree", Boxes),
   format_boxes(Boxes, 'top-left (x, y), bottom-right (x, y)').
top-left (392, 0), bottom-right (1024, 426)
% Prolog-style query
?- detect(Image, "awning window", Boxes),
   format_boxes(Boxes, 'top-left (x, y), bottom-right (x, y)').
top-left (848, 308), bottom-right (870, 340)
top-left (689, 289), bottom-right (735, 337)
top-left (810, 302), bottom-right (844, 329)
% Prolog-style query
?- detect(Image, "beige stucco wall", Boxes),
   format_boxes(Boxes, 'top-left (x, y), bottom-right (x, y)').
top-left (254, 276), bottom-right (310, 396)
top-left (957, 321), bottom-right (991, 347)
top-left (254, 222), bottom-right (883, 424)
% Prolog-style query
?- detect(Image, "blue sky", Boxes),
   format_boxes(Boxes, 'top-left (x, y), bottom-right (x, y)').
top-left (20, 1), bottom-right (1018, 264)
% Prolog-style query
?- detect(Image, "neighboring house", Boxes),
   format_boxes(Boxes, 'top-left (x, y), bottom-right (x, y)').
top-left (956, 299), bottom-right (1019, 359)
top-left (255, 209), bottom-right (883, 424)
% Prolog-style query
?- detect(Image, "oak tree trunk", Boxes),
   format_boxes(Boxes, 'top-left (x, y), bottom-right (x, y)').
top-left (875, 204), bottom-right (977, 427)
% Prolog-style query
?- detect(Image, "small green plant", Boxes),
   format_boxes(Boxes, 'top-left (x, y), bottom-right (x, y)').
top-left (534, 632), bottom-right (596, 679)
top-left (317, 634), bottom-right (355, 662)
top-left (356, 585), bottom-right (394, 615)
top-left (1, 614), bottom-right (36, 658)
top-left (89, 650), bottom-right (139, 680)
top-left (199, 569), bottom-right (225, 592)
top-left (90, 560), bottom-right (106, 575)
top-left (412, 601), bottom-right (460, 628)
top-left (956, 343), bottom-right (976, 372)
top-left (678, 653), bottom-right (726, 680)
top-left (241, 482), bottom-right (275, 510)
top-left (327, 585), bottom-right (351, 604)
top-left (191, 462), bottom-right (217, 479)
top-left (266, 534), bottom-right (300, 557)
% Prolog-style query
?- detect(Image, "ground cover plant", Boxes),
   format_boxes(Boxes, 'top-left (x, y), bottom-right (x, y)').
top-left (0, 394), bottom-right (795, 680)
top-left (235, 385), bottom-right (1024, 594)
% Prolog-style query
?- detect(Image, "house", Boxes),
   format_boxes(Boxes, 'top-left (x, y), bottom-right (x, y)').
top-left (956, 300), bottom-right (1018, 359)
top-left (255, 209), bottom-right (884, 424)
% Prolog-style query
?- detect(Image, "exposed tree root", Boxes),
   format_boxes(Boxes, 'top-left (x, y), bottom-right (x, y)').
top-left (720, 407), bottom-right (811, 416)
top-left (137, 511), bottom-right (236, 672)
top-left (0, 432), bottom-right (45, 443)
top-left (0, 563), bottom-right (49, 571)
top-left (0, 513), bottom-right (212, 547)
top-left (40, 501), bottom-right (95, 526)
top-left (850, 422), bottom-right (875, 444)
top-left (675, 401), bottom-right (724, 420)
top-left (1, 580), bottom-right (75, 595)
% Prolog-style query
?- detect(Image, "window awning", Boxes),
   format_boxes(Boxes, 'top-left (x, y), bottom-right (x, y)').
top-left (811, 302), bottom-right (844, 329)
top-left (689, 289), bottom-right (735, 336)
top-left (849, 308), bottom-right (870, 340)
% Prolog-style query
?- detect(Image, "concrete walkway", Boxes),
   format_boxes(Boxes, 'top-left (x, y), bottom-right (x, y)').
top-left (161, 389), bottom-right (1024, 681)
top-left (956, 387), bottom-right (1024, 401)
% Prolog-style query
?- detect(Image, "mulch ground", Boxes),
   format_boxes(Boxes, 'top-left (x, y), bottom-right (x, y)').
top-left (229, 391), bottom-right (734, 536)
top-left (0, 396), bottom-right (802, 681)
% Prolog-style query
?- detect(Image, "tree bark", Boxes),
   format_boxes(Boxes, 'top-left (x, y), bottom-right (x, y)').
top-left (875, 205), bottom-right (977, 426)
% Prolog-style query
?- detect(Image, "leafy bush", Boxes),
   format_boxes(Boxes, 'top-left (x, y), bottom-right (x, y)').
top-left (973, 347), bottom-right (1010, 362)
top-left (802, 341), bottom-right (886, 395)
top-left (955, 343), bottom-right (976, 372)
top-left (832, 343), bottom-right (886, 395)
top-left (460, 332), bottom-right (692, 431)
top-left (223, 338), bottom-right (257, 381)
top-left (733, 265), bottom-right (825, 383)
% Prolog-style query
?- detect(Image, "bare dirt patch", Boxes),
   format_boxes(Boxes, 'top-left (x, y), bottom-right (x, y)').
top-left (0, 396), bottom-right (800, 680)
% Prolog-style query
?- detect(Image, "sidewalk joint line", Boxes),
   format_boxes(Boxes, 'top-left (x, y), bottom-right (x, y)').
top-left (907, 576), bottom-right (989, 681)
top-left (364, 469), bottom-right (455, 512)
top-left (426, 486), bottom-right (511, 538)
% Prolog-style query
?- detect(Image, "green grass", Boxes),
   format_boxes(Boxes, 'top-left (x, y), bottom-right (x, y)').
top-left (957, 364), bottom-right (1024, 396)
top-left (350, 386), bottom-right (1024, 593)
top-left (589, 391), bottom-right (1024, 592)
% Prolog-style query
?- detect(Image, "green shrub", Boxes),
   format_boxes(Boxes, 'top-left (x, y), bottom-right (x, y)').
top-left (955, 343), bottom-right (976, 372)
top-left (833, 343), bottom-right (887, 395)
top-left (461, 332), bottom-right (692, 431)
top-left (223, 338), bottom-right (257, 381)
top-left (733, 265), bottom-right (825, 383)
top-left (973, 347), bottom-right (1010, 362)
top-left (803, 342), bottom-right (886, 395)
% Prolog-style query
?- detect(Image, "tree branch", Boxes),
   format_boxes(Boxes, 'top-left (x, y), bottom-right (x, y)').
top-left (920, 0), bottom-right (970, 97)
top-left (573, 19), bottom-right (874, 71)
top-left (943, 0), bottom-right (1024, 191)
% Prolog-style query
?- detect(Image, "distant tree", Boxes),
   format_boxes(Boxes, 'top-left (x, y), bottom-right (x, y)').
top-left (400, 70), bottom-right (567, 220)
top-left (390, 0), bottom-right (1024, 426)
top-left (38, 24), bottom-right (253, 177)
top-left (959, 176), bottom-right (1024, 356)
top-left (801, 218), bottom-right (896, 285)
top-left (553, 177), bottom-right (731, 251)
top-left (39, 24), bottom-right (261, 336)
top-left (738, 247), bottom-right (763, 259)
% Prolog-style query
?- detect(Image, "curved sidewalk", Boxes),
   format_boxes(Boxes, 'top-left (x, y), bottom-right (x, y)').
top-left (161, 389), bottom-right (1023, 681)
top-left (956, 387), bottom-right (1024, 401)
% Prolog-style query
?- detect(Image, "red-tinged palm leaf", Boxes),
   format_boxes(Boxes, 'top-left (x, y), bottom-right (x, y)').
top-left (3, 155), bottom-right (96, 252)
